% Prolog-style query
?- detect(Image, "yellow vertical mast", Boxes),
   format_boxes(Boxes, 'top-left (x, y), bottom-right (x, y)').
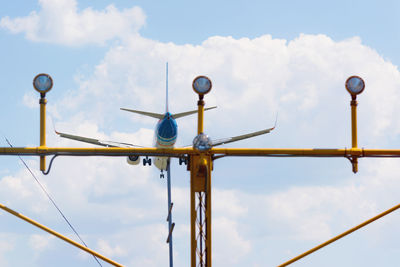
top-left (345, 76), bottom-right (365, 173)
top-left (39, 96), bottom-right (47, 171)
top-left (33, 73), bottom-right (53, 172)
top-left (191, 76), bottom-right (213, 266)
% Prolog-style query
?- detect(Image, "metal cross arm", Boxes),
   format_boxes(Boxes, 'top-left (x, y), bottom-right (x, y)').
top-left (211, 147), bottom-right (400, 158)
top-left (0, 146), bottom-right (194, 157)
top-left (2, 147), bottom-right (400, 158)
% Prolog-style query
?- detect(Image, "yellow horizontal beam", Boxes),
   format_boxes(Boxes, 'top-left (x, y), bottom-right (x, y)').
top-left (0, 147), bottom-right (194, 156)
top-left (0, 203), bottom-right (124, 267)
top-left (1, 147), bottom-right (400, 157)
top-left (211, 148), bottom-right (400, 157)
top-left (212, 148), bottom-right (347, 156)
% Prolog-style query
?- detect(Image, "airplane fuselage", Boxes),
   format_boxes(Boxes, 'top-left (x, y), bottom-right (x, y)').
top-left (154, 112), bottom-right (178, 170)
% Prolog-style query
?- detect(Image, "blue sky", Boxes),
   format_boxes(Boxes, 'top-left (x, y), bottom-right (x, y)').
top-left (1, 1), bottom-right (400, 266)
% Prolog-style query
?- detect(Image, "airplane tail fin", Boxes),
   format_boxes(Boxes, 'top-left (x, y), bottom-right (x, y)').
top-left (166, 62), bottom-right (169, 113)
top-left (121, 63), bottom-right (217, 119)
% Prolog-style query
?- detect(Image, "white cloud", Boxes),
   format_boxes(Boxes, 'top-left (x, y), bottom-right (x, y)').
top-left (22, 92), bottom-right (38, 108)
top-left (0, 165), bottom-right (51, 215)
top-left (29, 234), bottom-right (54, 252)
top-left (213, 217), bottom-right (251, 265)
top-left (0, 235), bottom-right (14, 267)
top-left (0, 0), bottom-right (146, 46)
top-left (213, 189), bottom-right (248, 217)
top-left (263, 183), bottom-right (377, 241)
top-left (96, 239), bottom-right (126, 257)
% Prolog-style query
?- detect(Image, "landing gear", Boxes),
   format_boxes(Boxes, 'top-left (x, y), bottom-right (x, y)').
top-left (179, 157), bottom-right (188, 165)
top-left (160, 170), bottom-right (165, 179)
top-left (143, 156), bottom-right (152, 166)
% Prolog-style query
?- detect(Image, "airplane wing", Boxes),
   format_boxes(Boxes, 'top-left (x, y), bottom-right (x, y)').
top-left (211, 126), bottom-right (275, 147)
top-left (55, 131), bottom-right (144, 148)
top-left (173, 106), bottom-right (217, 119)
top-left (120, 108), bottom-right (164, 119)
top-left (211, 112), bottom-right (278, 146)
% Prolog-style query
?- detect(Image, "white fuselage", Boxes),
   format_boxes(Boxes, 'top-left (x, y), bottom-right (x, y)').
top-left (153, 112), bottom-right (178, 170)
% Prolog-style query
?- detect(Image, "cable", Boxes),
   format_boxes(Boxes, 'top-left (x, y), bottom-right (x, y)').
top-left (4, 138), bottom-right (102, 267)
top-left (42, 154), bottom-right (59, 175)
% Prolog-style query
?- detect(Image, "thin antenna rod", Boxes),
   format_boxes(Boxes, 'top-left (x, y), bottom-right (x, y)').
top-left (166, 62), bottom-right (169, 113)
top-left (166, 160), bottom-right (174, 267)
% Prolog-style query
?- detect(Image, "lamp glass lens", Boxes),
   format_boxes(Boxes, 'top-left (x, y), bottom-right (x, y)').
top-left (193, 77), bottom-right (211, 94)
top-left (193, 133), bottom-right (212, 151)
top-left (346, 77), bottom-right (364, 94)
top-left (34, 74), bottom-right (52, 92)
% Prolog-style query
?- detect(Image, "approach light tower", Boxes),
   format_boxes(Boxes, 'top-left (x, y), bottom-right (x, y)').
top-left (191, 76), bottom-right (213, 267)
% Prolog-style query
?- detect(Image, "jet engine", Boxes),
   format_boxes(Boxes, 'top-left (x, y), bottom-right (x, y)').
top-left (127, 155), bottom-right (140, 165)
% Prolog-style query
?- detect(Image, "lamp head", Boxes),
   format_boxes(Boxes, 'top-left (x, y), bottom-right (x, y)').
top-left (345, 76), bottom-right (365, 99)
top-left (33, 73), bottom-right (53, 95)
top-left (192, 76), bottom-right (212, 96)
top-left (193, 133), bottom-right (212, 151)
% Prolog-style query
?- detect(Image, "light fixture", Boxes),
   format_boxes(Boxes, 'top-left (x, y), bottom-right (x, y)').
top-left (33, 73), bottom-right (53, 95)
top-left (192, 76), bottom-right (212, 95)
top-left (345, 76), bottom-right (365, 98)
top-left (193, 133), bottom-right (212, 151)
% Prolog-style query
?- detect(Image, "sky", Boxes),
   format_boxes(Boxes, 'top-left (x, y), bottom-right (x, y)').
top-left (0, 0), bottom-right (400, 266)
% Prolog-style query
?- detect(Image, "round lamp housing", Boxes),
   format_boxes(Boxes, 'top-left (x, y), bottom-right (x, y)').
top-left (193, 133), bottom-right (212, 151)
top-left (345, 76), bottom-right (365, 97)
top-left (192, 76), bottom-right (212, 95)
top-left (33, 73), bottom-right (53, 94)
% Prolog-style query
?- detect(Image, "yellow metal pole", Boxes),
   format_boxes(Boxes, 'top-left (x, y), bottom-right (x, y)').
top-left (198, 96), bottom-right (205, 134)
top-left (39, 97), bottom-right (47, 171)
top-left (351, 100), bottom-right (358, 148)
top-left (190, 156), bottom-right (197, 267)
top-left (191, 95), bottom-right (206, 267)
top-left (0, 203), bottom-right (124, 267)
top-left (190, 94), bottom-right (213, 267)
top-left (352, 157), bottom-right (358, 173)
top-left (350, 99), bottom-right (358, 173)
top-left (278, 202), bottom-right (400, 267)
top-left (205, 156), bottom-right (212, 267)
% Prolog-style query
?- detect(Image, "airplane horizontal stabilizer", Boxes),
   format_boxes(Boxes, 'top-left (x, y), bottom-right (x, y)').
top-left (120, 108), bottom-right (164, 119)
top-left (173, 106), bottom-right (217, 119)
top-left (211, 126), bottom-right (275, 147)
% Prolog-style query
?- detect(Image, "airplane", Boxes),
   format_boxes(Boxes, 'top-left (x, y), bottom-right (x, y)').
top-left (55, 71), bottom-right (276, 178)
